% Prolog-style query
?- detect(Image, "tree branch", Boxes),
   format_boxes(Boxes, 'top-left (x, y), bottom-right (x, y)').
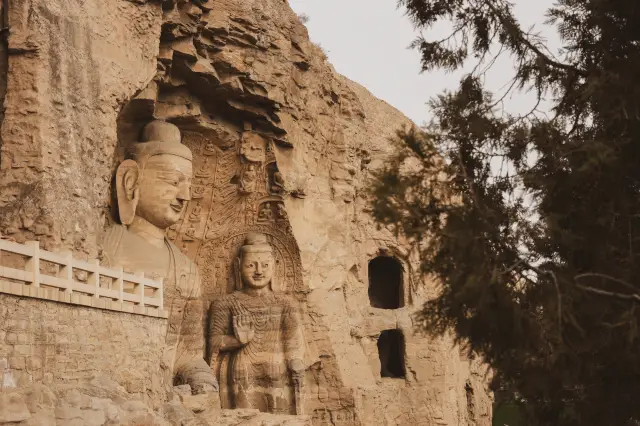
top-left (575, 273), bottom-right (637, 292)
top-left (576, 284), bottom-right (640, 303)
top-left (484, 0), bottom-right (588, 78)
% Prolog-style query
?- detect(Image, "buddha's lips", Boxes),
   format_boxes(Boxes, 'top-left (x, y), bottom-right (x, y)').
top-left (170, 201), bottom-right (184, 213)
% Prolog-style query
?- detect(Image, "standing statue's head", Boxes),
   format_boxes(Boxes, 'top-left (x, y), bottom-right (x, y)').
top-left (116, 120), bottom-right (193, 229)
top-left (237, 233), bottom-right (275, 291)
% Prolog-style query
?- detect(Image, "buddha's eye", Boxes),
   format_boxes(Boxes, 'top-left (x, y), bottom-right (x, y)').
top-left (262, 263), bottom-right (269, 268)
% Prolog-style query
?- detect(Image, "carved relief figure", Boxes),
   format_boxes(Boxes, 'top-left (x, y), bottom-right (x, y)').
top-left (184, 225), bottom-right (197, 241)
top-left (240, 132), bottom-right (266, 163)
top-left (192, 185), bottom-right (206, 199)
top-left (276, 203), bottom-right (288, 221)
top-left (189, 203), bottom-right (202, 222)
top-left (272, 170), bottom-right (285, 194)
top-left (102, 120), bottom-right (217, 394)
top-left (204, 142), bottom-right (217, 156)
top-left (258, 203), bottom-right (273, 222)
top-left (267, 162), bottom-right (285, 194)
top-left (196, 159), bottom-right (213, 179)
top-left (208, 233), bottom-right (306, 414)
top-left (238, 164), bottom-right (258, 195)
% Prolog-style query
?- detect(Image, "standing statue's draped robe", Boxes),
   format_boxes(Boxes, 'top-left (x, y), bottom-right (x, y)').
top-left (208, 291), bottom-right (305, 414)
top-left (102, 224), bottom-right (212, 391)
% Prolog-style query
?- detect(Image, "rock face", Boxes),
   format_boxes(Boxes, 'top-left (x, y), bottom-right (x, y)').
top-left (0, 0), bottom-right (492, 425)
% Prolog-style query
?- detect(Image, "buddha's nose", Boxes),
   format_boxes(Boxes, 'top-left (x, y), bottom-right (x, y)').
top-left (255, 263), bottom-right (263, 274)
top-left (178, 181), bottom-right (191, 201)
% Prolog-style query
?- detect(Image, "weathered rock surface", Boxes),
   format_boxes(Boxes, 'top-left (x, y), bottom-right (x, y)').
top-left (0, 380), bottom-right (311, 426)
top-left (0, 378), bottom-right (170, 426)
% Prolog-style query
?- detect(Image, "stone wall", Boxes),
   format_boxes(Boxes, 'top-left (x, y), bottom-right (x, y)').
top-left (0, 293), bottom-right (167, 404)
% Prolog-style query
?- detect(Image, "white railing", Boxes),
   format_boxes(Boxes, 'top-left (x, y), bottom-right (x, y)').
top-left (0, 239), bottom-right (167, 318)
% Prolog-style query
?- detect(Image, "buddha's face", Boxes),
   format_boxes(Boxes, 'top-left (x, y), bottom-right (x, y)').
top-left (240, 251), bottom-right (274, 289)
top-left (135, 154), bottom-right (192, 229)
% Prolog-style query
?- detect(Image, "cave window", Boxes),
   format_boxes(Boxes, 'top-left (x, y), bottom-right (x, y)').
top-left (368, 256), bottom-right (404, 309)
top-left (377, 329), bottom-right (406, 379)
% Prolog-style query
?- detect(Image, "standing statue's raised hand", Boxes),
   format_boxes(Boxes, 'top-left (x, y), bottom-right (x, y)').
top-left (233, 314), bottom-right (255, 345)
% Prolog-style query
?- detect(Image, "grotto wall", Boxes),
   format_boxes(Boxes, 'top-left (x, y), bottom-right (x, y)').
top-left (0, 0), bottom-right (492, 425)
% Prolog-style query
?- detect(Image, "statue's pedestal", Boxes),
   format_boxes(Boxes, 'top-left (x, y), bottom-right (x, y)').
top-left (212, 409), bottom-right (312, 426)
top-left (168, 386), bottom-right (311, 426)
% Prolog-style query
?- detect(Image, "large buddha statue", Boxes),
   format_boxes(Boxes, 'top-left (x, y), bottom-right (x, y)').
top-left (208, 233), bottom-right (306, 414)
top-left (102, 120), bottom-right (218, 394)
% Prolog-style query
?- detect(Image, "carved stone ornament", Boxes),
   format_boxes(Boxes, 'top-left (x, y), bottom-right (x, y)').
top-left (208, 233), bottom-right (307, 415)
top-left (240, 132), bottom-right (267, 163)
top-left (258, 202), bottom-right (274, 222)
top-left (238, 164), bottom-right (258, 195)
top-left (102, 120), bottom-right (218, 395)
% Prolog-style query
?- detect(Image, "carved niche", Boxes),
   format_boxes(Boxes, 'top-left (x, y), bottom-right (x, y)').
top-left (208, 233), bottom-right (307, 414)
top-left (113, 0), bottom-right (361, 419)
top-left (155, 115), bottom-right (321, 415)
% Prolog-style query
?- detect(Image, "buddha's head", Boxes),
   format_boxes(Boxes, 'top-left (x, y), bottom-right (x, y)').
top-left (237, 233), bottom-right (275, 291)
top-left (116, 120), bottom-right (193, 230)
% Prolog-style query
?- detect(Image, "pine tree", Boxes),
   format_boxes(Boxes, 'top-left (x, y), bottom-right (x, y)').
top-left (370, 1), bottom-right (640, 425)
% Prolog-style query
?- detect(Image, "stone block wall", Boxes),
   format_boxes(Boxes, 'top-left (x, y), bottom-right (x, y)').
top-left (0, 294), bottom-right (167, 404)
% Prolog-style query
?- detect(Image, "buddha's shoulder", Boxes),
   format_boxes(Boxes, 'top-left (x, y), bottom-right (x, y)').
top-left (102, 223), bottom-right (124, 246)
top-left (211, 292), bottom-right (241, 308)
top-left (273, 293), bottom-right (298, 309)
top-left (102, 224), bottom-right (127, 266)
top-left (103, 224), bottom-right (151, 253)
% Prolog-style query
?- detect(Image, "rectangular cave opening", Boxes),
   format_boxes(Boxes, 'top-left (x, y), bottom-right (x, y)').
top-left (377, 329), bottom-right (406, 379)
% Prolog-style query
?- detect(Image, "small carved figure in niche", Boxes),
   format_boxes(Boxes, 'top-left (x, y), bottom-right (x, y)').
top-left (196, 159), bottom-right (213, 179)
top-left (102, 120), bottom-right (217, 394)
top-left (258, 203), bottom-right (273, 222)
top-left (240, 132), bottom-right (266, 163)
top-left (276, 203), bottom-right (288, 221)
top-left (204, 142), bottom-right (217, 156)
top-left (245, 204), bottom-right (256, 225)
top-left (184, 225), bottom-right (197, 241)
top-left (208, 233), bottom-right (306, 414)
top-left (192, 185), bottom-right (206, 199)
top-left (272, 171), bottom-right (285, 193)
top-left (189, 203), bottom-right (202, 222)
top-left (266, 162), bottom-right (285, 195)
top-left (238, 164), bottom-right (258, 195)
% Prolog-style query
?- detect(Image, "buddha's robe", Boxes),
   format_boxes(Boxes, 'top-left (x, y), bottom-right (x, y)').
top-left (102, 224), bottom-right (214, 391)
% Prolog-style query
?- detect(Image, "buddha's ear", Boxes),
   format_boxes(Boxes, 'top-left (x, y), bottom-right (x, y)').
top-left (116, 160), bottom-right (141, 226)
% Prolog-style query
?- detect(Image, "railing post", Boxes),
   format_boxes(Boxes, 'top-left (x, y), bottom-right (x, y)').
top-left (116, 266), bottom-right (124, 304)
top-left (60, 251), bottom-right (73, 294)
top-left (24, 241), bottom-right (40, 288)
top-left (88, 259), bottom-right (100, 299)
top-left (158, 277), bottom-right (164, 311)
top-left (136, 271), bottom-right (145, 307)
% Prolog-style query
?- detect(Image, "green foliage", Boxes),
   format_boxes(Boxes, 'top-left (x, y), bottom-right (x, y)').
top-left (493, 402), bottom-right (527, 426)
top-left (370, 1), bottom-right (640, 425)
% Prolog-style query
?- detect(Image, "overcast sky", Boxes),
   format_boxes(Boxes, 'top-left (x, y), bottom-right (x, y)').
top-left (288, 0), bottom-right (559, 125)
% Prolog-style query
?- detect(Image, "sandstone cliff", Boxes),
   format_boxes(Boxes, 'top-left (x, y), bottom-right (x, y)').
top-left (0, 0), bottom-right (492, 425)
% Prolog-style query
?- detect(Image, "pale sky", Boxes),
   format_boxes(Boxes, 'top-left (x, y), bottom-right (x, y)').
top-left (288, 0), bottom-right (559, 125)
